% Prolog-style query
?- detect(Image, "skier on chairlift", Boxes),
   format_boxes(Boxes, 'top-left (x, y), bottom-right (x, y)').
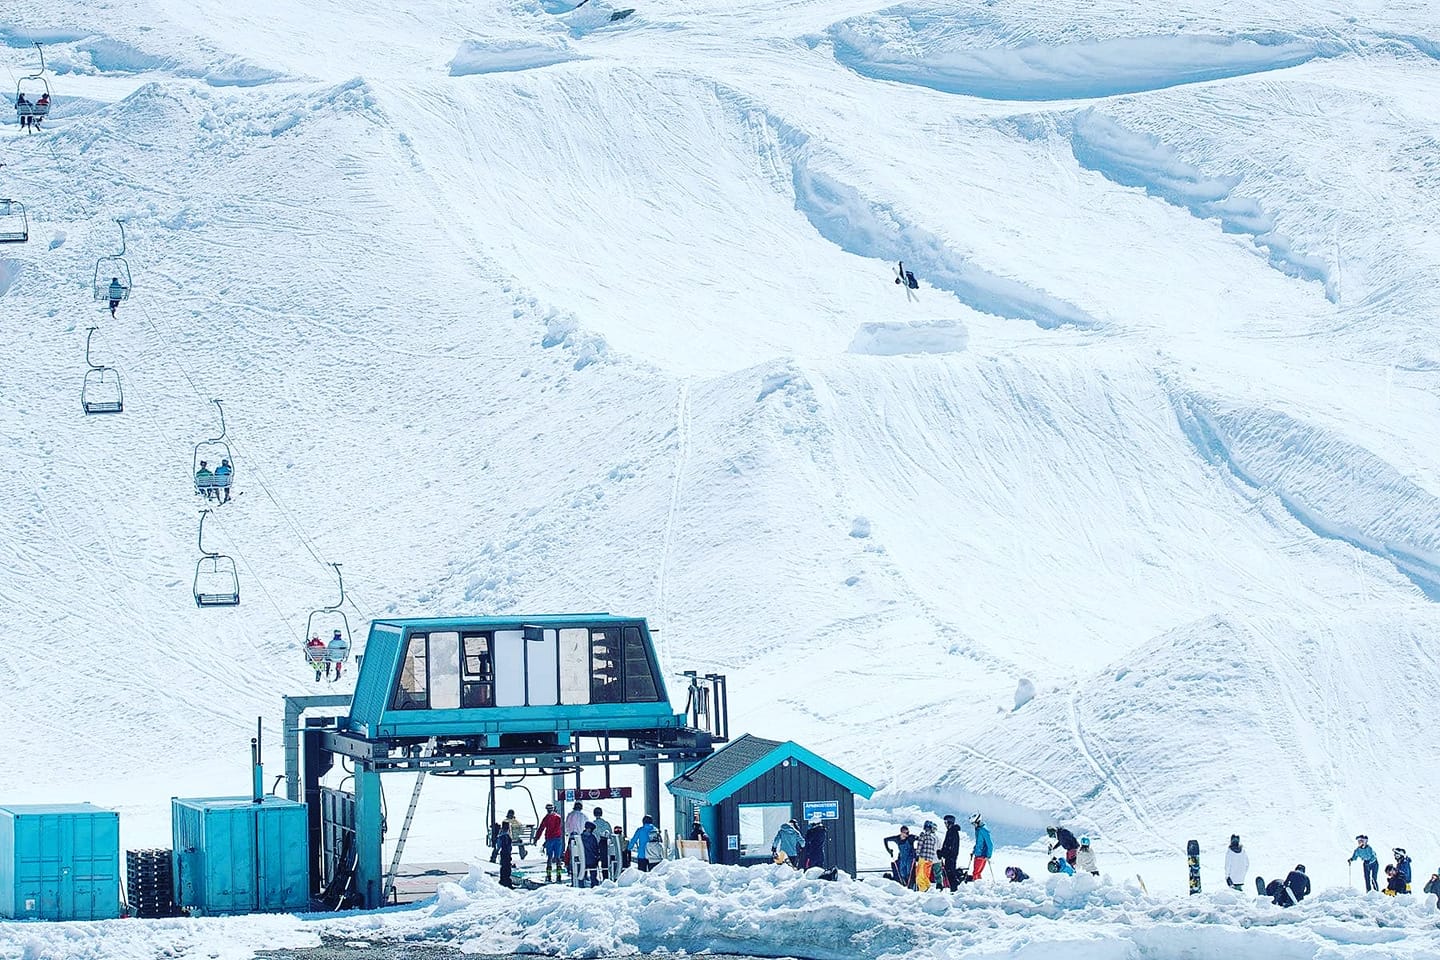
top-left (306, 635), bottom-right (327, 682)
top-left (214, 459), bottom-right (232, 503)
top-left (107, 277), bottom-right (125, 317)
top-left (15, 93), bottom-right (31, 131)
top-left (195, 460), bottom-right (216, 500)
top-left (327, 628), bottom-right (350, 679)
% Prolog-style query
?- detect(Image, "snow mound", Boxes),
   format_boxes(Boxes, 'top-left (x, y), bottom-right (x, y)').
top-left (0, 259), bottom-right (20, 297)
top-left (1070, 110), bottom-right (1332, 297)
top-left (449, 37), bottom-right (586, 76)
top-left (848, 318), bottom-right (968, 355)
top-left (829, 9), bottom-right (1328, 100)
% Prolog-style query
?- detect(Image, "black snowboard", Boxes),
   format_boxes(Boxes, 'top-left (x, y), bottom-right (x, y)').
top-left (1255, 875), bottom-right (1266, 896)
top-left (610, 8), bottom-right (635, 19)
top-left (1187, 839), bottom-right (1201, 895)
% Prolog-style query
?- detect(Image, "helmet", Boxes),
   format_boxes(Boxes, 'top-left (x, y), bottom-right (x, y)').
top-left (1046, 858), bottom-right (1061, 873)
top-left (1295, 864), bottom-right (1306, 873)
top-left (970, 813), bottom-right (983, 827)
top-left (1395, 848), bottom-right (1407, 859)
top-left (1356, 835), bottom-right (1368, 843)
top-left (923, 820), bottom-right (935, 830)
top-left (1046, 826), bottom-right (1057, 838)
top-left (943, 814), bottom-right (955, 824)
top-left (1080, 836), bottom-right (1091, 846)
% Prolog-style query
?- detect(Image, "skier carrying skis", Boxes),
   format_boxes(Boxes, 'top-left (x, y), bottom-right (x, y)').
top-left (1047, 825), bottom-right (1080, 867)
top-left (969, 813), bottom-right (993, 880)
top-left (1225, 834), bottom-right (1249, 891)
top-left (939, 815), bottom-right (962, 890)
top-left (1393, 848), bottom-right (1413, 892)
top-left (883, 825), bottom-right (918, 888)
top-left (1349, 835), bottom-right (1379, 892)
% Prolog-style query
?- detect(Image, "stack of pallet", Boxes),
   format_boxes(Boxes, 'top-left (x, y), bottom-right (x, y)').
top-left (126, 848), bottom-right (177, 918)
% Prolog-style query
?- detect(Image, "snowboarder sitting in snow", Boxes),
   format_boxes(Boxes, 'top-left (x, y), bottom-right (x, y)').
top-left (1384, 865), bottom-right (1406, 896)
top-left (1285, 865), bottom-right (1310, 905)
top-left (1349, 835), bottom-right (1379, 892)
top-left (1005, 866), bottom-right (1029, 883)
top-left (1047, 825), bottom-right (1080, 868)
top-left (1393, 848), bottom-right (1413, 893)
top-left (884, 825), bottom-right (918, 888)
top-left (1225, 834), bottom-right (1249, 892)
top-left (107, 277), bottom-right (125, 317)
top-left (1075, 836), bottom-right (1099, 876)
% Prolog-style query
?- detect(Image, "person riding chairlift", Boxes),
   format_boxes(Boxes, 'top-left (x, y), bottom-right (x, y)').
top-left (214, 459), bottom-right (233, 503)
top-left (306, 635), bottom-right (327, 682)
top-left (107, 277), bottom-right (125, 317)
top-left (327, 629), bottom-right (350, 679)
top-left (15, 93), bottom-right (31, 131)
top-left (195, 460), bottom-right (216, 501)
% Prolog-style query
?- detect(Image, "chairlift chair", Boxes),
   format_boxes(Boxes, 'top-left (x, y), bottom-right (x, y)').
top-left (193, 399), bottom-right (235, 497)
top-left (0, 200), bottom-right (29, 243)
top-left (193, 509), bottom-right (240, 607)
top-left (14, 44), bottom-right (52, 125)
top-left (80, 327), bottom-right (123, 414)
top-left (304, 562), bottom-right (352, 680)
top-left (93, 219), bottom-right (133, 303)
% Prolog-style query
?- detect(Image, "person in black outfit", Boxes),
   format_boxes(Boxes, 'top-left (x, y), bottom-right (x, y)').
top-left (803, 818), bottom-right (828, 870)
top-left (1282, 864), bottom-right (1310, 906)
top-left (494, 821), bottom-right (515, 889)
top-left (1047, 826), bottom-right (1080, 867)
top-left (939, 814), bottom-right (962, 891)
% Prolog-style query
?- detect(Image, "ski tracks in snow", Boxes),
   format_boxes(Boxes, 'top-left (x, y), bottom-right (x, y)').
top-left (655, 378), bottom-right (691, 635)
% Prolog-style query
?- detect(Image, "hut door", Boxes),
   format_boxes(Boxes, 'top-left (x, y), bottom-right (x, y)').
top-left (527, 629), bottom-right (559, 706)
top-left (494, 628), bottom-right (559, 706)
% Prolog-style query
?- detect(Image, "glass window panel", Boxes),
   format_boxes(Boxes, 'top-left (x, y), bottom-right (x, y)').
top-left (738, 803), bottom-right (790, 859)
top-left (494, 630), bottom-right (526, 706)
top-left (622, 627), bottom-right (659, 702)
top-left (527, 628), bottom-right (559, 706)
top-left (392, 633), bottom-right (429, 710)
top-left (461, 634), bottom-right (493, 708)
top-left (428, 631), bottom-right (461, 710)
top-left (590, 629), bottom-right (621, 703)
top-left (559, 628), bottom-right (591, 705)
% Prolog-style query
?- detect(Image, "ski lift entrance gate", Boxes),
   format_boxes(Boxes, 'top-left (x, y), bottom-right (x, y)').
top-left (281, 614), bottom-right (729, 909)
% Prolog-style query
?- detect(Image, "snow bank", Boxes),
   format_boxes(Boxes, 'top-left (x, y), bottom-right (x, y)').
top-left (0, 259), bottom-right (20, 297)
top-left (1070, 110), bottom-right (1332, 297)
top-left (829, 8), bottom-right (1328, 100)
top-left (848, 318), bottom-right (968, 355)
top-left (449, 37), bottom-right (585, 76)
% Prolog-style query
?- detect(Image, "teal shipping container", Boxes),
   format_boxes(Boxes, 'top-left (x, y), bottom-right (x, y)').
top-left (171, 796), bottom-right (309, 916)
top-left (0, 803), bottom-right (121, 920)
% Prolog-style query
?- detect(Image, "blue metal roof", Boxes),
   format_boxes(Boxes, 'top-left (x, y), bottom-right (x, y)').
top-left (0, 803), bottom-right (114, 816)
top-left (667, 735), bottom-right (876, 803)
top-left (171, 796), bottom-right (305, 810)
top-left (370, 613), bottom-right (629, 629)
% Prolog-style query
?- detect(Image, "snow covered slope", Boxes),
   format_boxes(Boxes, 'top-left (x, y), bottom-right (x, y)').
top-left (2, 0), bottom-right (1440, 898)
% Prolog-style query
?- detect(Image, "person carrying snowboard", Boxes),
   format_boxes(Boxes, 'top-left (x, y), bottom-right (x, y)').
top-left (939, 815), bottom-right (961, 890)
top-left (1349, 835), bottom-right (1379, 892)
top-left (883, 825), bottom-right (918, 888)
top-left (1047, 825), bottom-right (1080, 868)
top-left (1225, 834), bottom-right (1249, 892)
top-left (969, 813), bottom-right (992, 880)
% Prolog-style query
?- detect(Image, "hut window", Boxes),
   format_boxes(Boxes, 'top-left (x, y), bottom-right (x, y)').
top-left (737, 803), bottom-right (791, 859)
top-left (428, 631), bottom-right (462, 710)
top-left (393, 633), bottom-right (429, 710)
top-left (591, 628), bottom-right (622, 703)
top-left (622, 627), bottom-right (659, 702)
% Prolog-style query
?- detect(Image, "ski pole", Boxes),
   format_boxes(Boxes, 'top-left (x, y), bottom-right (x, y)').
top-left (1348, 860), bottom-right (1353, 889)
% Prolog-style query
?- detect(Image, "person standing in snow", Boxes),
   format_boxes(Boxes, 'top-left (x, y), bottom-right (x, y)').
top-left (915, 821), bottom-right (940, 892)
top-left (969, 814), bottom-right (993, 881)
top-left (1349, 835), bottom-right (1379, 892)
top-left (803, 817), bottom-right (828, 870)
top-left (1393, 848), bottom-right (1413, 893)
top-left (535, 803), bottom-right (565, 882)
top-left (1075, 836), bottom-right (1098, 876)
top-left (563, 801), bottom-right (588, 878)
top-left (771, 819), bottom-right (804, 867)
top-left (629, 814), bottom-right (659, 872)
top-left (1225, 834), bottom-right (1249, 892)
top-left (592, 808), bottom-right (615, 876)
top-left (493, 821), bottom-right (515, 889)
top-left (503, 809), bottom-right (527, 860)
top-left (938, 815), bottom-right (962, 890)
top-left (1047, 825), bottom-right (1080, 868)
top-left (581, 822), bottom-right (601, 887)
top-left (884, 826), bottom-right (918, 888)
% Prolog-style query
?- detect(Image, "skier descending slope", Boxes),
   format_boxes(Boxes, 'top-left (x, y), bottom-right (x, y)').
top-left (1225, 834), bottom-right (1250, 891)
top-left (894, 261), bottom-right (919, 301)
top-left (1349, 835), bottom-right (1380, 892)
